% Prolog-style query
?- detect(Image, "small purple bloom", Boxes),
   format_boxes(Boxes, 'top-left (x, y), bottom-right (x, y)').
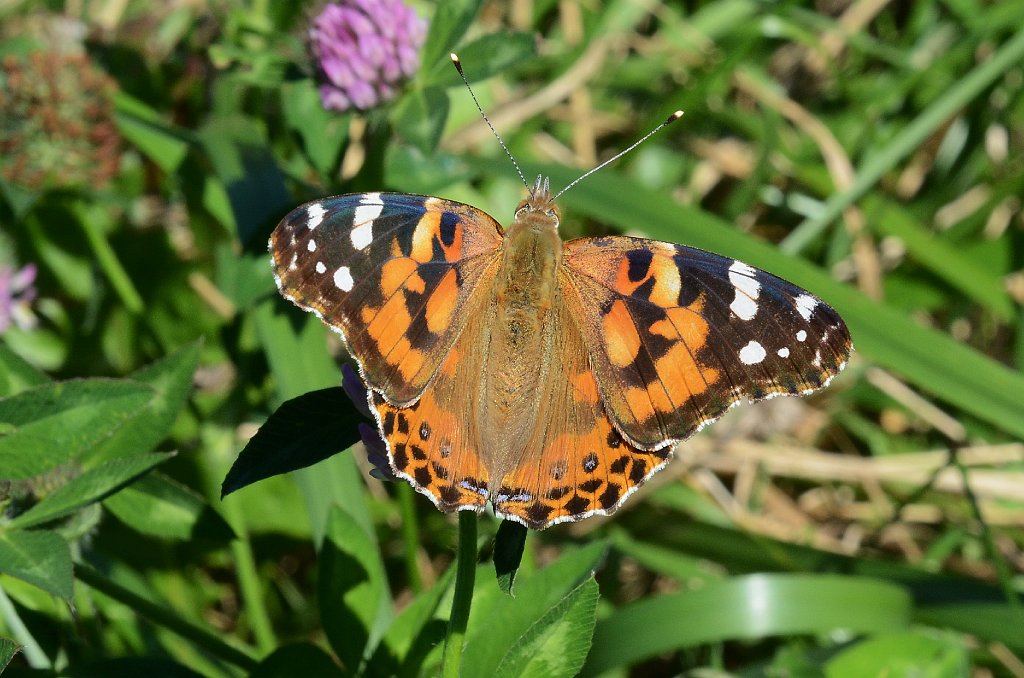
top-left (310, 0), bottom-right (426, 112)
top-left (341, 362), bottom-right (398, 481)
top-left (0, 263), bottom-right (37, 334)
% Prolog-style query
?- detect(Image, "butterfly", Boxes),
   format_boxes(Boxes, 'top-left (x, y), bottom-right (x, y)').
top-left (269, 176), bottom-right (852, 529)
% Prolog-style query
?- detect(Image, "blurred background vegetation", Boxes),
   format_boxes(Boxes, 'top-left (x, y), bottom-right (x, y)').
top-left (1, 0), bottom-right (1022, 675)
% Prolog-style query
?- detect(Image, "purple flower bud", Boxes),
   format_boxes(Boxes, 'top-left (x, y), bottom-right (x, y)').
top-left (309, 0), bottom-right (426, 112)
top-left (341, 363), bottom-right (398, 481)
top-left (0, 263), bottom-right (38, 334)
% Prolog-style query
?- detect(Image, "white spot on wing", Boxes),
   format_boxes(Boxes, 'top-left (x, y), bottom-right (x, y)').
top-left (739, 340), bottom-right (767, 365)
top-left (795, 294), bottom-right (817, 321)
top-left (333, 266), bottom-right (354, 291)
top-left (777, 347), bottom-right (790, 358)
top-left (315, 261), bottom-right (326, 274)
top-left (288, 252), bottom-right (298, 270)
top-left (728, 261), bottom-right (760, 321)
top-left (796, 330), bottom-right (808, 342)
top-left (307, 239), bottom-right (317, 252)
top-left (351, 222), bottom-right (373, 250)
top-left (306, 203), bottom-right (326, 230)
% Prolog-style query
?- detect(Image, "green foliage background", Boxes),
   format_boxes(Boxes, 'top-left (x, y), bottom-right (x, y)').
top-left (1, 0), bottom-right (1022, 676)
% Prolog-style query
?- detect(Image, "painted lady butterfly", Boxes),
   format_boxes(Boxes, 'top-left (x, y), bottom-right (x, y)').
top-left (270, 176), bottom-right (852, 529)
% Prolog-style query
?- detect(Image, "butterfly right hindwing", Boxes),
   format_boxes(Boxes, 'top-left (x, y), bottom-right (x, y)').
top-left (270, 193), bottom-right (503, 404)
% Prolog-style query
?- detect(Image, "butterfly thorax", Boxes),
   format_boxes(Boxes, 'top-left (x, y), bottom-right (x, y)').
top-left (478, 199), bottom-right (564, 470)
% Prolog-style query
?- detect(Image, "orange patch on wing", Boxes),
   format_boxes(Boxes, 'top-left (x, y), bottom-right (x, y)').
top-left (367, 292), bottom-right (413, 355)
top-left (425, 269), bottom-right (458, 333)
top-left (381, 258), bottom-right (419, 296)
top-left (603, 299), bottom-right (641, 368)
top-left (624, 385), bottom-right (657, 422)
top-left (395, 343), bottom-right (426, 382)
top-left (570, 369), bottom-right (600, 405)
top-left (410, 211), bottom-right (440, 262)
top-left (440, 344), bottom-right (461, 377)
top-left (646, 256), bottom-right (682, 307)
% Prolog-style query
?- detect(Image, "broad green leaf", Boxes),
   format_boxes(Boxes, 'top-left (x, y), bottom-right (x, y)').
top-left (0, 341), bottom-right (49, 397)
top-left (584, 574), bottom-right (912, 674)
top-left (395, 85), bottom-right (450, 155)
top-left (281, 79), bottom-right (349, 176)
top-left (114, 92), bottom-right (192, 174)
top-left (221, 387), bottom-right (361, 497)
top-left (249, 643), bottom-right (344, 678)
top-left (86, 342), bottom-right (200, 466)
top-left (0, 637), bottom-right (19, 671)
top-left (0, 379), bottom-right (154, 480)
top-left (9, 452), bottom-right (174, 529)
top-left (0, 177), bottom-right (38, 219)
top-left (494, 578), bottom-right (599, 678)
top-left (462, 541), bottom-right (608, 674)
top-left (418, 0), bottom-right (486, 73)
top-left (825, 630), bottom-right (969, 678)
top-left (427, 32), bottom-right (535, 86)
top-left (374, 566), bottom-right (454, 675)
top-left (318, 504), bottom-right (393, 672)
top-left (103, 473), bottom-right (235, 542)
top-left (0, 529), bottom-right (73, 599)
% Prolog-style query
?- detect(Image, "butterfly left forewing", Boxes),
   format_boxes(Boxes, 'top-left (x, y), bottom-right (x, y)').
top-left (562, 235), bottom-right (852, 450)
top-left (271, 193), bottom-right (503, 405)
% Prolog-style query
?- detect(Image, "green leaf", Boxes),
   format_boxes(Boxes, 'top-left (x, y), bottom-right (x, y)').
top-left (426, 32), bottom-right (536, 87)
top-left (0, 379), bottom-right (154, 480)
top-left (494, 519), bottom-right (528, 595)
top-left (103, 473), bottom-right (235, 542)
top-left (0, 177), bottom-right (38, 219)
top-left (114, 92), bottom-right (192, 174)
top-left (62, 657), bottom-right (207, 677)
top-left (418, 0), bottom-right (486, 73)
top-left (281, 79), bottom-right (349, 176)
top-left (318, 504), bottom-right (393, 672)
top-left (825, 630), bottom-right (969, 678)
top-left (916, 604), bottom-right (1024, 652)
top-left (9, 452), bottom-right (174, 529)
top-left (494, 578), bottom-right (599, 678)
top-left (0, 637), bottom-right (19, 672)
top-left (584, 574), bottom-right (912, 674)
top-left (221, 387), bottom-right (361, 497)
top-left (86, 342), bottom-right (201, 466)
top-left (0, 340), bottom-right (49, 397)
top-left (394, 85), bottom-right (450, 155)
top-left (249, 643), bottom-right (345, 678)
top-left (0, 529), bottom-right (73, 599)
top-left (463, 541), bottom-right (608, 674)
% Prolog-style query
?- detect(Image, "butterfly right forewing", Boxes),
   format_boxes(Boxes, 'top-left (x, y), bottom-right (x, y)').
top-left (562, 235), bottom-right (852, 450)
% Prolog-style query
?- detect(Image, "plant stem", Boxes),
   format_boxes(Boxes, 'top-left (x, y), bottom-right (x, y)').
top-left (397, 483), bottom-right (424, 593)
top-left (77, 212), bottom-right (144, 315)
top-left (440, 511), bottom-right (478, 678)
top-left (75, 563), bottom-right (259, 671)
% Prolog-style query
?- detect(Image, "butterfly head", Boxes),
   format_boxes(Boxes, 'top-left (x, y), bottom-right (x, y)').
top-left (515, 174), bottom-right (561, 228)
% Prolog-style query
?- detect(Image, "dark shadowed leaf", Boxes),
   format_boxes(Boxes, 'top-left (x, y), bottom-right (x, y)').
top-left (395, 85), bottom-right (449, 155)
top-left (319, 504), bottom-right (392, 672)
top-left (249, 643), bottom-right (345, 678)
top-left (0, 637), bottom-right (18, 672)
top-left (221, 387), bottom-right (361, 497)
top-left (495, 519), bottom-right (528, 595)
top-left (0, 341), bottom-right (49, 397)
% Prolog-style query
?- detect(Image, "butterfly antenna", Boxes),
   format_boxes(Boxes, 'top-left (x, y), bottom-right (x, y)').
top-left (551, 110), bottom-right (684, 202)
top-left (451, 53), bottom-right (530, 192)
